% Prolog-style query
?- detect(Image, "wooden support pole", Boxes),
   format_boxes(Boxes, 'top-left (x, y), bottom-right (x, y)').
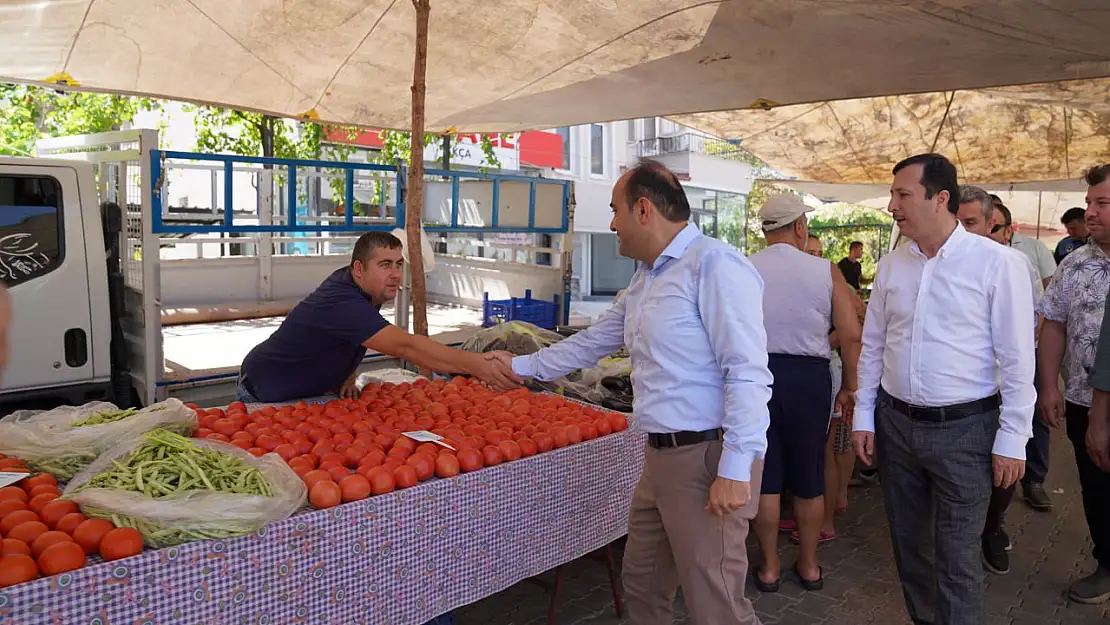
top-left (406, 0), bottom-right (431, 337)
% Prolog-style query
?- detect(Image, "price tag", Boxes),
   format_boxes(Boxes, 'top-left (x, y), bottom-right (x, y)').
top-left (0, 472), bottom-right (29, 488)
top-left (402, 430), bottom-right (456, 450)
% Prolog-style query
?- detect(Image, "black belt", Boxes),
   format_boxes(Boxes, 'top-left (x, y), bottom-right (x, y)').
top-left (881, 387), bottom-right (1000, 423)
top-left (647, 429), bottom-right (721, 449)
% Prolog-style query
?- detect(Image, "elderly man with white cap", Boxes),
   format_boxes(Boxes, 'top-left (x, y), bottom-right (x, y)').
top-left (748, 194), bottom-right (863, 592)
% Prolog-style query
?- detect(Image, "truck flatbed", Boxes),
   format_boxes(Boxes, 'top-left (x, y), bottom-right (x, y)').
top-left (161, 302), bottom-right (485, 382)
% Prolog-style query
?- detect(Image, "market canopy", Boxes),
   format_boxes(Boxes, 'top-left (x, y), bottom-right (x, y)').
top-left (3, 0), bottom-right (1110, 170)
top-left (673, 79), bottom-right (1110, 186)
top-left (775, 179), bottom-right (1087, 234)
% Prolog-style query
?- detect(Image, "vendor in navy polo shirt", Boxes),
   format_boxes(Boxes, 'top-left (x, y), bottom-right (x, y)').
top-left (236, 231), bottom-right (521, 403)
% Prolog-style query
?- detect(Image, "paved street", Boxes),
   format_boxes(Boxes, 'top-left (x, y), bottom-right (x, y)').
top-left (455, 426), bottom-right (1109, 625)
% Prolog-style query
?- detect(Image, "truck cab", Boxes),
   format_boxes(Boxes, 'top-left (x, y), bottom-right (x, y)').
top-left (0, 158), bottom-right (113, 407)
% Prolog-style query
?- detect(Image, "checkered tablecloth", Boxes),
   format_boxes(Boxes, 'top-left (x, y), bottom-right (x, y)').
top-left (0, 403), bottom-right (646, 625)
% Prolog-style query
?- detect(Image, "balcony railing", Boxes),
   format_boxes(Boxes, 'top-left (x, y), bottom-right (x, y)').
top-left (636, 133), bottom-right (749, 162)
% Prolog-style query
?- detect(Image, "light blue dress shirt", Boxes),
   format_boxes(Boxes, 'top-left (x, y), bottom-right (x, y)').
top-left (511, 224), bottom-right (773, 482)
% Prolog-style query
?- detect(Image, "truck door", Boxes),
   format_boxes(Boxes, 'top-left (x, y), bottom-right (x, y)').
top-left (0, 166), bottom-right (94, 392)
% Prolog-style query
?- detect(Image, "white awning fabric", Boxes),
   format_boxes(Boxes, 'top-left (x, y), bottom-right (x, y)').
top-left (770, 179), bottom-right (1087, 232)
top-left (2, 0), bottom-right (1109, 170)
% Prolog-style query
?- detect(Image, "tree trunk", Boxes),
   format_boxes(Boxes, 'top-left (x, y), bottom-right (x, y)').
top-left (406, 0), bottom-right (432, 337)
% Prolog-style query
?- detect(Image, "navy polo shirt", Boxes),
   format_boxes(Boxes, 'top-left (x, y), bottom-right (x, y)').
top-left (241, 268), bottom-right (390, 402)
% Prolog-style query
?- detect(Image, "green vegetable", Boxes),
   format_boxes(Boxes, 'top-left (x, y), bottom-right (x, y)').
top-left (68, 428), bottom-right (276, 547)
top-left (71, 406), bottom-right (166, 427)
top-left (78, 429), bottom-right (272, 498)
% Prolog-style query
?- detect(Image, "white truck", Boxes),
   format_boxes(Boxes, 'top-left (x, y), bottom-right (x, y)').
top-left (0, 129), bottom-right (575, 410)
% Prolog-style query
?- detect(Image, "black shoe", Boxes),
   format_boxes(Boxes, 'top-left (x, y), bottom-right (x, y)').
top-left (1022, 481), bottom-right (1053, 511)
top-left (1068, 568), bottom-right (1110, 604)
top-left (849, 468), bottom-right (879, 488)
top-left (982, 531), bottom-right (1010, 575)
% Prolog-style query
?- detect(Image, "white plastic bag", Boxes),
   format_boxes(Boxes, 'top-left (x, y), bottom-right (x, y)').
top-left (64, 430), bottom-right (306, 548)
top-left (0, 399), bottom-right (199, 481)
top-left (357, 368), bottom-right (428, 387)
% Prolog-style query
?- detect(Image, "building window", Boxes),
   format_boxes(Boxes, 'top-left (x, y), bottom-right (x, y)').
top-left (590, 124), bottom-right (605, 176)
top-left (0, 175), bottom-right (64, 287)
top-left (590, 233), bottom-right (635, 295)
top-left (642, 117), bottom-right (657, 140)
top-left (554, 127), bottom-right (571, 170)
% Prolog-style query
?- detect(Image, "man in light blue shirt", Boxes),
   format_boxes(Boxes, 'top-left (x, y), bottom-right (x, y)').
top-left (495, 160), bottom-right (773, 625)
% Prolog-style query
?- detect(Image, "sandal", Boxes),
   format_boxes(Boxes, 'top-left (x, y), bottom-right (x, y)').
top-left (778, 519), bottom-right (797, 533)
top-left (793, 563), bottom-right (824, 591)
top-left (789, 529), bottom-right (837, 544)
top-left (752, 567), bottom-right (781, 593)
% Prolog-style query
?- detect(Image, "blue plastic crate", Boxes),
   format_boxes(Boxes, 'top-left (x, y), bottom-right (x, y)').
top-left (482, 289), bottom-right (560, 329)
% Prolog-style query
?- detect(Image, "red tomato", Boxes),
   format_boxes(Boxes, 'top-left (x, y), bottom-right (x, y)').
top-left (360, 449), bottom-right (386, 468)
top-left (550, 428), bottom-right (569, 449)
top-left (565, 424), bottom-right (583, 445)
top-left (405, 454), bottom-right (435, 482)
top-left (205, 433), bottom-right (231, 443)
top-left (481, 445), bottom-right (503, 467)
top-left (366, 467), bottom-right (395, 495)
top-left (434, 454), bottom-right (460, 479)
top-left (595, 418), bottom-right (613, 437)
top-left (302, 470), bottom-right (332, 490)
top-left (339, 475), bottom-right (372, 502)
top-left (254, 434), bottom-right (283, 452)
top-left (270, 444), bottom-right (297, 461)
top-left (498, 440), bottom-right (522, 462)
top-left (608, 414), bottom-right (628, 432)
top-left (533, 432), bottom-right (554, 453)
top-left (308, 481), bottom-right (342, 509)
top-left (211, 419), bottom-right (239, 438)
top-left (393, 465), bottom-right (418, 489)
top-left (517, 438), bottom-right (538, 458)
top-left (327, 465), bottom-right (351, 482)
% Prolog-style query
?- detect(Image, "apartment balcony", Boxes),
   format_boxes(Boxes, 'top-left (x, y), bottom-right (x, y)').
top-left (630, 133), bottom-right (756, 195)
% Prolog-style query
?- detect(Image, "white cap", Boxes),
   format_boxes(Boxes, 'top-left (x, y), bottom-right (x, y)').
top-left (759, 194), bottom-right (813, 231)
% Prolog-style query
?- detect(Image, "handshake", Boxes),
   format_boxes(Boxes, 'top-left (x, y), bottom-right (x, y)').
top-left (471, 350), bottom-right (529, 392)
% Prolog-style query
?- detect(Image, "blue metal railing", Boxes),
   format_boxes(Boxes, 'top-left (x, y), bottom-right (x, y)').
top-left (150, 150), bottom-right (571, 235)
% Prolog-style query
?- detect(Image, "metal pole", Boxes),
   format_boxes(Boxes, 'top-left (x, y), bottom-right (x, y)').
top-left (1036, 191), bottom-right (1043, 239)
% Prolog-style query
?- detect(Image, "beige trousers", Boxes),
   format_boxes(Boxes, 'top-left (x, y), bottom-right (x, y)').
top-left (622, 440), bottom-right (764, 625)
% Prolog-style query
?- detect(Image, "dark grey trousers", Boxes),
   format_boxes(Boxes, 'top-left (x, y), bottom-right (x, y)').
top-left (875, 391), bottom-right (997, 625)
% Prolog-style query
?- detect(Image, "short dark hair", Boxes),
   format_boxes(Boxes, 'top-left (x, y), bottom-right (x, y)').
top-left (995, 204), bottom-right (1012, 226)
top-left (849, 241), bottom-right (864, 250)
top-left (1084, 164), bottom-right (1110, 187)
top-left (808, 233), bottom-right (821, 241)
top-left (892, 153), bottom-right (960, 215)
top-left (623, 159), bottom-right (691, 222)
top-left (350, 231), bottom-right (403, 268)
top-left (1061, 207), bottom-right (1086, 225)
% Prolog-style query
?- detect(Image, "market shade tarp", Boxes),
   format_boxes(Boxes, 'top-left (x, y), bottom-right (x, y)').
top-left (672, 79), bottom-right (1110, 186)
top-left (777, 179), bottom-right (1087, 232)
top-left (2, 0), bottom-right (1110, 143)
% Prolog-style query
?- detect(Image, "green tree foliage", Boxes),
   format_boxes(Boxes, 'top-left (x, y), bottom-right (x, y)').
top-left (807, 204), bottom-right (893, 282)
top-left (0, 84), bottom-right (159, 156)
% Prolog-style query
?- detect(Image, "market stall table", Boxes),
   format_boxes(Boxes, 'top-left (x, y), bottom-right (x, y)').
top-left (0, 400), bottom-right (644, 625)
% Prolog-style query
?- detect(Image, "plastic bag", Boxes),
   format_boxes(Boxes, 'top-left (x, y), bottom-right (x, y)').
top-left (460, 321), bottom-right (634, 412)
top-left (63, 431), bottom-right (306, 548)
top-left (356, 368), bottom-right (429, 387)
top-left (0, 399), bottom-right (199, 481)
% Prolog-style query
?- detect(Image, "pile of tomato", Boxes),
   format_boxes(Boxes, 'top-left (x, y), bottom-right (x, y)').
top-left (190, 377), bottom-right (628, 510)
top-left (0, 455), bottom-right (144, 589)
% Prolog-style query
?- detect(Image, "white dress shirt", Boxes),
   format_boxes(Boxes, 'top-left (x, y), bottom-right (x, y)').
top-left (854, 224), bottom-right (1037, 460)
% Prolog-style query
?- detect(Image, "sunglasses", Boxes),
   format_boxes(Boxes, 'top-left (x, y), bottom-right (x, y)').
top-left (991, 223), bottom-right (1011, 234)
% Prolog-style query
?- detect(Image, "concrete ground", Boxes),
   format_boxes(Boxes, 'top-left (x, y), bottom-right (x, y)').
top-left (454, 425), bottom-right (1109, 625)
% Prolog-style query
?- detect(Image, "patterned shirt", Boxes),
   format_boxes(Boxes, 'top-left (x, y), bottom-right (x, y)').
top-left (1038, 242), bottom-right (1110, 407)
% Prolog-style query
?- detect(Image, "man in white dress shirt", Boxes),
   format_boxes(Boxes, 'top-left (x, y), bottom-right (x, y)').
top-left (853, 154), bottom-right (1036, 625)
top-left (958, 185), bottom-right (1044, 576)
